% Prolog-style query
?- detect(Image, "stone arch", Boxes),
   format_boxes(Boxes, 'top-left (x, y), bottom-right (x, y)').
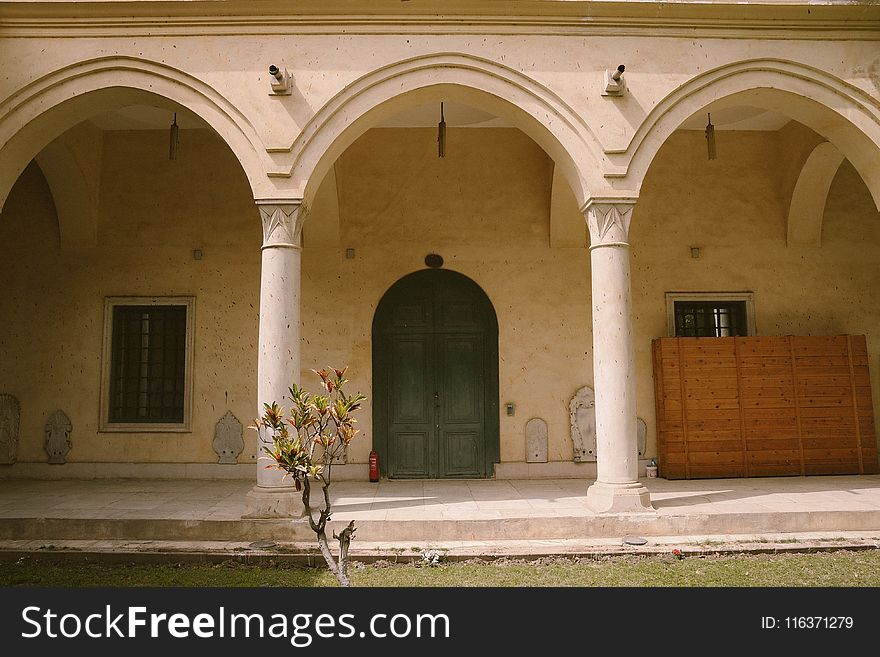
top-left (787, 142), bottom-right (846, 247)
top-left (611, 59), bottom-right (880, 209)
top-left (0, 55), bottom-right (273, 211)
top-left (282, 52), bottom-right (611, 209)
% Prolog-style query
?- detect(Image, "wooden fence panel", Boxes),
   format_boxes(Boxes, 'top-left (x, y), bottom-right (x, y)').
top-left (652, 335), bottom-right (879, 479)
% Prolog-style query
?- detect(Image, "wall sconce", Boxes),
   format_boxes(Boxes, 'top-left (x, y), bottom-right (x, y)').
top-left (169, 113), bottom-right (179, 161)
top-left (437, 102), bottom-right (446, 158)
top-left (603, 65), bottom-right (626, 96)
top-left (268, 64), bottom-right (292, 95)
top-left (705, 113), bottom-right (716, 160)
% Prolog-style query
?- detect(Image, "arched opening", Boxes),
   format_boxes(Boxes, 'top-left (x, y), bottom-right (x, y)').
top-left (0, 57), bottom-right (271, 209)
top-left (0, 77), bottom-right (263, 470)
top-left (297, 90), bottom-right (596, 479)
top-left (372, 269), bottom-right (499, 479)
top-left (284, 53), bottom-right (614, 209)
top-left (615, 60), bottom-right (880, 209)
top-left (631, 72), bottom-right (880, 480)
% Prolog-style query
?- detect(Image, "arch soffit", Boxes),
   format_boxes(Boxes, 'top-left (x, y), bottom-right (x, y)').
top-left (286, 53), bottom-right (610, 208)
top-left (613, 59), bottom-right (880, 207)
top-left (787, 141), bottom-right (846, 247)
top-left (0, 56), bottom-right (271, 207)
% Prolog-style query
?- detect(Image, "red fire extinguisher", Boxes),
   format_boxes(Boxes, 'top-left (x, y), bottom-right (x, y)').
top-left (369, 450), bottom-right (380, 482)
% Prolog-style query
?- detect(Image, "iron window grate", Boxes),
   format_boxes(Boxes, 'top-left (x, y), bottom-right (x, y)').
top-left (674, 301), bottom-right (747, 338)
top-left (108, 305), bottom-right (187, 423)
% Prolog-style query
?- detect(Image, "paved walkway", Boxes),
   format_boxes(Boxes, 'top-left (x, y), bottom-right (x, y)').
top-left (1, 476), bottom-right (879, 556)
top-left (2, 475), bottom-right (880, 520)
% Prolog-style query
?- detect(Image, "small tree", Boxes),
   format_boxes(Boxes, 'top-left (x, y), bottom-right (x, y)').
top-left (253, 367), bottom-right (366, 587)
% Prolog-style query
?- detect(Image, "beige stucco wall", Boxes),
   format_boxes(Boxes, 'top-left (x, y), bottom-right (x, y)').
top-left (2, 10), bottom-right (879, 208)
top-left (303, 127), bottom-right (591, 466)
top-left (632, 128), bottom-right (880, 456)
top-left (1, 119), bottom-right (878, 473)
top-left (0, 129), bottom-right (262, 465)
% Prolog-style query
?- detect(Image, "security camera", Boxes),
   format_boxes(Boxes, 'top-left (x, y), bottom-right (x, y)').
top-left (603, 64), bottom-right (627, 97)
top-left (267, 64), bottom-right (292, 95)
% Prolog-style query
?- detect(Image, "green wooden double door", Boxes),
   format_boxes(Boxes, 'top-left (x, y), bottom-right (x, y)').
top-left (373, 269), bottom-right (499, 479)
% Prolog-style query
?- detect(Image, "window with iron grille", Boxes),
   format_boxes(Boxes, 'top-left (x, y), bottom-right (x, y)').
top-left (665, 292), bottom-right (755, 338)
top-left (673, 301), bottom-right (747, 337)
top-left (101, 297), bottom-right (194, 431)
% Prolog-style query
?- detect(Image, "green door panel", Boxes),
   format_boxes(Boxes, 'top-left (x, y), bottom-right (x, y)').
top-left (388, 334), bottom-right (433, 478)
top-left (373, 269), bottom-right (499, 479)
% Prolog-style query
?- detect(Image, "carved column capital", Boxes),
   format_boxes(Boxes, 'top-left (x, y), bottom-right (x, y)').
top-left (257, 200), bottom-right (306, 249)
top-left (582, 199), bottom-right (636, 249)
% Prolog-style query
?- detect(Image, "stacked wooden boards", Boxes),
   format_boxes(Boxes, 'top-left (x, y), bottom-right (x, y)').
top-left (652, 336), bottom-right (878, 479)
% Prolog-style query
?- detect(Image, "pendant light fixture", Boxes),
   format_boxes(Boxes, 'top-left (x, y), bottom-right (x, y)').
top-left (169, 112), bottom-right (179, 161)
top-left (437, 102), bottom-right (446, 158)
top-left (705, 113), bottom-right (716, 160)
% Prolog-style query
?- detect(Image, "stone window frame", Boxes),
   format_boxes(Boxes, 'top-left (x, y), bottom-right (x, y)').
top-left (665, 292), bottom-right (756, 338)
top-left (99, 296), bottom-right (195, 433)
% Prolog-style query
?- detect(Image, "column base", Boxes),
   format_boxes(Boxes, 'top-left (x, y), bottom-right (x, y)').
top-left (586, 481), bottom-right (654, 514)
top-left (242, 485), bottom-right (305, 519)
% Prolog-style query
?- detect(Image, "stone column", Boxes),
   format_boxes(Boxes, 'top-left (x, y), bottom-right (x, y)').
top-left (583, 199), bottom-right (653, 513)
top-left (244, 200), bottom-right (306, 518)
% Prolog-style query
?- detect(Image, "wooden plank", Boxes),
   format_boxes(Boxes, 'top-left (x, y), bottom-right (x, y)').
top-left (744, 427), bottom-right (800, 439)
top-left (846, 335), bottom-right (865, 474)
top-left (742, 408), bottom-right (798, 421)
top-left (686, 465), bottom-right (746, 478)
top-left (652, 339), bottom-right (668, 476)
top-left (652, 335), bottom-right (876, 480)
top-left (687, 452), bottom-right (746, 465)
top-left (746, 449), bottom-right (802, 464)
top-left (788, 336), bottom-right (806, 475)
top-left (663, 398), bottom-right (741, 411)
top-left (802, 437), bottom-right (857, 449)
top-left (676, 337), bottom-right (690, 479)
top-left (677, 440), bottom-right (745, 453)
top-left (748, 463), bottom-right (803, 477)
top-left (740, 386), bottom-right (800, 398)
top-left (798, 406), bottom-right (861, 418)
top-left (796, 359), bottom-right (868, 370)
top-left (684, 388), bottom-right (741, 400)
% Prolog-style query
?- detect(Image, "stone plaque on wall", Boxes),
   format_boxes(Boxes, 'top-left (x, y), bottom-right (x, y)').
top-left (570, 386), bottom-right (597, 462)
top-left (525, 418), bottom-right (548, 463)
top-left (0, 394), bottom-right (20, 465)
top-left (637, 417), bottom-right (647, 458)
top-left (213, 411), bottom-right (244, 464)
top-left (44, 410), bottom-right (72, 464)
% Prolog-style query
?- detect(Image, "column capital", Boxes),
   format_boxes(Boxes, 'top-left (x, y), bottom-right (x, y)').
top-left (581, 197), bottom-right (637, 249)
top-left (256, 200), bottom-right (306, 249)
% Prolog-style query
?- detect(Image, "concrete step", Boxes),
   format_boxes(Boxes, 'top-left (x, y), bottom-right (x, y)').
top-left (3, 508), bottom-right (880, 543)
top-left (2, 532), bottom-right (880, 564)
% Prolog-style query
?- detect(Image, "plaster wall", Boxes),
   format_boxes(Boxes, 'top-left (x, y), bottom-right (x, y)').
top-left (632, 129), bottom-right (880, 457)
top-left (1, 122), bottom-right (878, 473)
top-left (2, 24), bottom-right (879, 204)
top-left (0, 129), bottom-right (262, 465)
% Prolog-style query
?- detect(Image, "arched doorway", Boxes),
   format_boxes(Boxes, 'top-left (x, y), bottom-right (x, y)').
top-left (372, 269), bottom-right (499, 479)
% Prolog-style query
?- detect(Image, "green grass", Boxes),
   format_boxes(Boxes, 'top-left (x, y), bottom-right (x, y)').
top-left (2, 550), bottom-right (880, 587)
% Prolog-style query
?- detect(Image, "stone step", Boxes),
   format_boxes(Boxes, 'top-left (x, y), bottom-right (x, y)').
top-left (3, 508), bottom-right (880, 543)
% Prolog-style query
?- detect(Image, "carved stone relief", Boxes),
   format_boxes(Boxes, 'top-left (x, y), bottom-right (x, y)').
top-left (0, 394), bottom-right (20, 465)
top-left (525, 418), bottom-right (548, 463)
top-left (44, 410), bottom-right (72, 464)
top-left (213, 411), bottom-right (244, 464)
top-left (569, 386), bottom-right (597, 462)
top-left (637, 417), bottom-right (647, 458)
